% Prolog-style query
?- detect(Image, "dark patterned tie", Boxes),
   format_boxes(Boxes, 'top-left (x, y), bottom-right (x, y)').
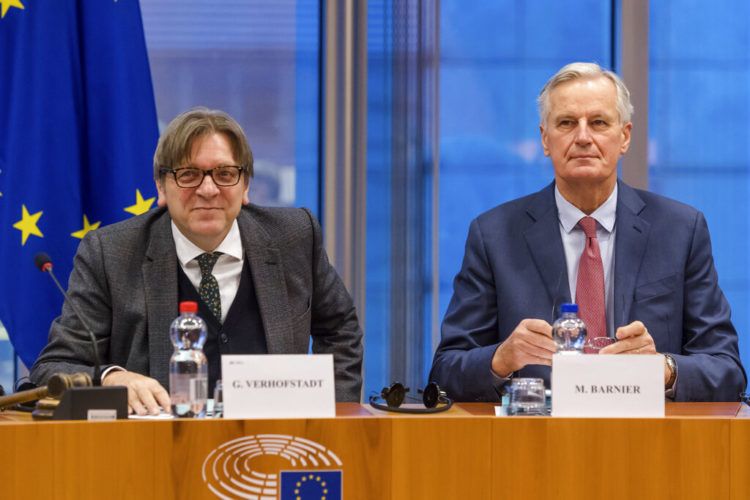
top-left (576, 216), bottom-right (606, 345)
top-left (196, 252), bottom-right (222, 322)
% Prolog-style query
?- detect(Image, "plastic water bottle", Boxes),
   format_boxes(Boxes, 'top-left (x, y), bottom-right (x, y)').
top-left (169, 301), bottom-right (208, 417)
top-left (552, 303), bottom-right (587, 354)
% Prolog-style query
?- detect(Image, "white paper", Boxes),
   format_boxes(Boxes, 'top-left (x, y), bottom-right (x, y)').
top-left (222, 354), bottom-right (336, 419)
top-left (551, 354), bottom-right (664, 417)
top-left (128, 412), bottom-right (174, 420)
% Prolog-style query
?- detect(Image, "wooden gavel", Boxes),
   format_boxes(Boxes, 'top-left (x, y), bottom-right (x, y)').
top-left (0, 373), bottom-right (92, 411)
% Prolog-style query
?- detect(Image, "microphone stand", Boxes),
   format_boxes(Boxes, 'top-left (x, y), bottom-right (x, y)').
top-left (33, 253), bottom-right (128, 420)
top-left (40, 262), bottom-right (103, 386)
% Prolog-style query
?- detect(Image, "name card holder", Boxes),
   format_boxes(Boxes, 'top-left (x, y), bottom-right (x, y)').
top-left (222, 354), bottom-right (336, 419)
top-left (551, 354), bottom-right (664, 417)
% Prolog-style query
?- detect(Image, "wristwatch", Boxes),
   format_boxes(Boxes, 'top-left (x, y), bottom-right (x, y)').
top-left (664, 354), bottom-right (677, 390)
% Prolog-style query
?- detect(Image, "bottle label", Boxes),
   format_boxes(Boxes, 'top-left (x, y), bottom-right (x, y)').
top-left (190, 377), bottom-right (208, 402)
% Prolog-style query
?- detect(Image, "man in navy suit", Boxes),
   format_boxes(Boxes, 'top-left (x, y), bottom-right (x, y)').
top-left (430, 62), bottom-right (746, 402)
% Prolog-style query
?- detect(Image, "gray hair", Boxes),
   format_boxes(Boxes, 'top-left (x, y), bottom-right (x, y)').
top-left (153, 107), bottom-right (254, 181)
top-left (537, 62), bottom-right (634, 125)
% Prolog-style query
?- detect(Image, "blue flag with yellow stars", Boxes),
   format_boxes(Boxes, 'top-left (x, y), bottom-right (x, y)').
top-left (0, 0), bottom-right (158, 367)
top-left (280, 470), bottom-right (343, 500)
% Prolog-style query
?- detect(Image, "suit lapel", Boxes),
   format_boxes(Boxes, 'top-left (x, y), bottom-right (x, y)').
top-left (238, 209), bottom-right (294, 354)
top-left (614, 181), bottom-right (650, 328)
top-left (142, 213), bottom-right (178, 386)
top-left (523, 183), bottom-right (571, 315)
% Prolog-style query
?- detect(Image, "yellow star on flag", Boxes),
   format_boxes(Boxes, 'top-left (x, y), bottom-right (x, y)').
top-left (0, 0), bottom-right (24, 19)
top-left (124, 189), bottom-right (155, 216)
top-left (12, 204), bottom-right (43, 245)
top-left (71, 214), bottom-right (101, 239)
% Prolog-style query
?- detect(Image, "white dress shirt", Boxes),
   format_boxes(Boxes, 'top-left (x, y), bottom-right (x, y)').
top-left (171, 220), bottom-right (244, 323)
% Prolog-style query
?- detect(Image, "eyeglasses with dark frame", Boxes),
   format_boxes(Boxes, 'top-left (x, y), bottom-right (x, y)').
top-left (159, 166), bottom-right (245, 188)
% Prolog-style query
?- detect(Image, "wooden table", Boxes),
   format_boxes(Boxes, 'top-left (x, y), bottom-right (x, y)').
top-left (1, 403), bottom-right (748, 499)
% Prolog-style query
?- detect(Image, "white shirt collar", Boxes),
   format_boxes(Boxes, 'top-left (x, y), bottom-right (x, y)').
top-left (555, 183), bottom-right (618, 234)
top-left (171, 220), bottom-right (244, 266)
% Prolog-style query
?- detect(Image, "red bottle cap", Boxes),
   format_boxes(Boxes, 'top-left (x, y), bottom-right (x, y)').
top-left (179, 301), bottom-right (198, 314)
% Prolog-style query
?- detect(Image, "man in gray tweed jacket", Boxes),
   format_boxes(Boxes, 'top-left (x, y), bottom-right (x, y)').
top-left (30, 108), bottom-right (363, 414)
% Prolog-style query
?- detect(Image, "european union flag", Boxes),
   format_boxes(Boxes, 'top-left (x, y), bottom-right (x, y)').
top-left (280, 470), bottom-right (343, 500)
top-left (0, 1), bottom-right (158, 367)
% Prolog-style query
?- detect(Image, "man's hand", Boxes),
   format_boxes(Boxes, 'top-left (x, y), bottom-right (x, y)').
top-left (599, 321), bottom-right (674, 384)
top-left (599, 321), bottom-right (657, 355)
top-left (103, 371), bottom-right (170, 416)
top-left (491, 319), bottom-right (556, 377)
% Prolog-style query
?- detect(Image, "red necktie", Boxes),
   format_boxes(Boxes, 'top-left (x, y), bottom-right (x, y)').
top-left (576, 216), bottom-right (606, 341)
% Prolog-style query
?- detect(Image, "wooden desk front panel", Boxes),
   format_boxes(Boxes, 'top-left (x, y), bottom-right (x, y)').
top-left (169, 416), bottom-right (492, 499)
top-left (0, 420), bottom-right (172, 500)
top-left (0, 416), bottom-right (490, 499)
top-left (731, 415), bottom-right (750, 500)
top-left (170, 417), bottom-right (394, 499)
top-left (1, 403), bottom-right (748, 500)
top-left (389, 416), bottom-right (492, 498)
top-left (494, 417), bottom-right (730, 500)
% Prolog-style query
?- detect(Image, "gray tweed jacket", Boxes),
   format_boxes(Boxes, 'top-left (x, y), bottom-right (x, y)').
top-left (30, 205), bottom-right (363, 402)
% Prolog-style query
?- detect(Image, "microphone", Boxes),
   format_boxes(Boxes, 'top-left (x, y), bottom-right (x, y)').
top-left (34, 252), bottom-right (102, 386)
top-left (31, 252), bottom-right (127, 420)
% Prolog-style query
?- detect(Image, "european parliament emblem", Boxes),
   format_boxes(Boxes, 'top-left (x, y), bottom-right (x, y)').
top-left (202, 434), bottom-right (344, 499)
top-left (280, 471), bottom-right (342, 500)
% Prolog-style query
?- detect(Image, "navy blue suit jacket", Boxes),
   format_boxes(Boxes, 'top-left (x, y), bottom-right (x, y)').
top-left (431, 181), bottom-right (746, 402)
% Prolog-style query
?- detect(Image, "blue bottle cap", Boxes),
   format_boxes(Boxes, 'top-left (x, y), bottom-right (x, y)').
top-left (560, 303), bottom-right (578, 313)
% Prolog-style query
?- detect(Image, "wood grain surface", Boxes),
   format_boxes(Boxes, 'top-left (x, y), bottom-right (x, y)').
top-left (0, 402), bottom-right (747, 499)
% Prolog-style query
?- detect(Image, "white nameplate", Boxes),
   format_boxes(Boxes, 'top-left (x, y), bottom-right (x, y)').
top-left (87, 409), bottom-right (117, 421)
top-left (222, 354), bottom-right (335, 419)
top-left (551, 354), bottom-right (664, 417)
